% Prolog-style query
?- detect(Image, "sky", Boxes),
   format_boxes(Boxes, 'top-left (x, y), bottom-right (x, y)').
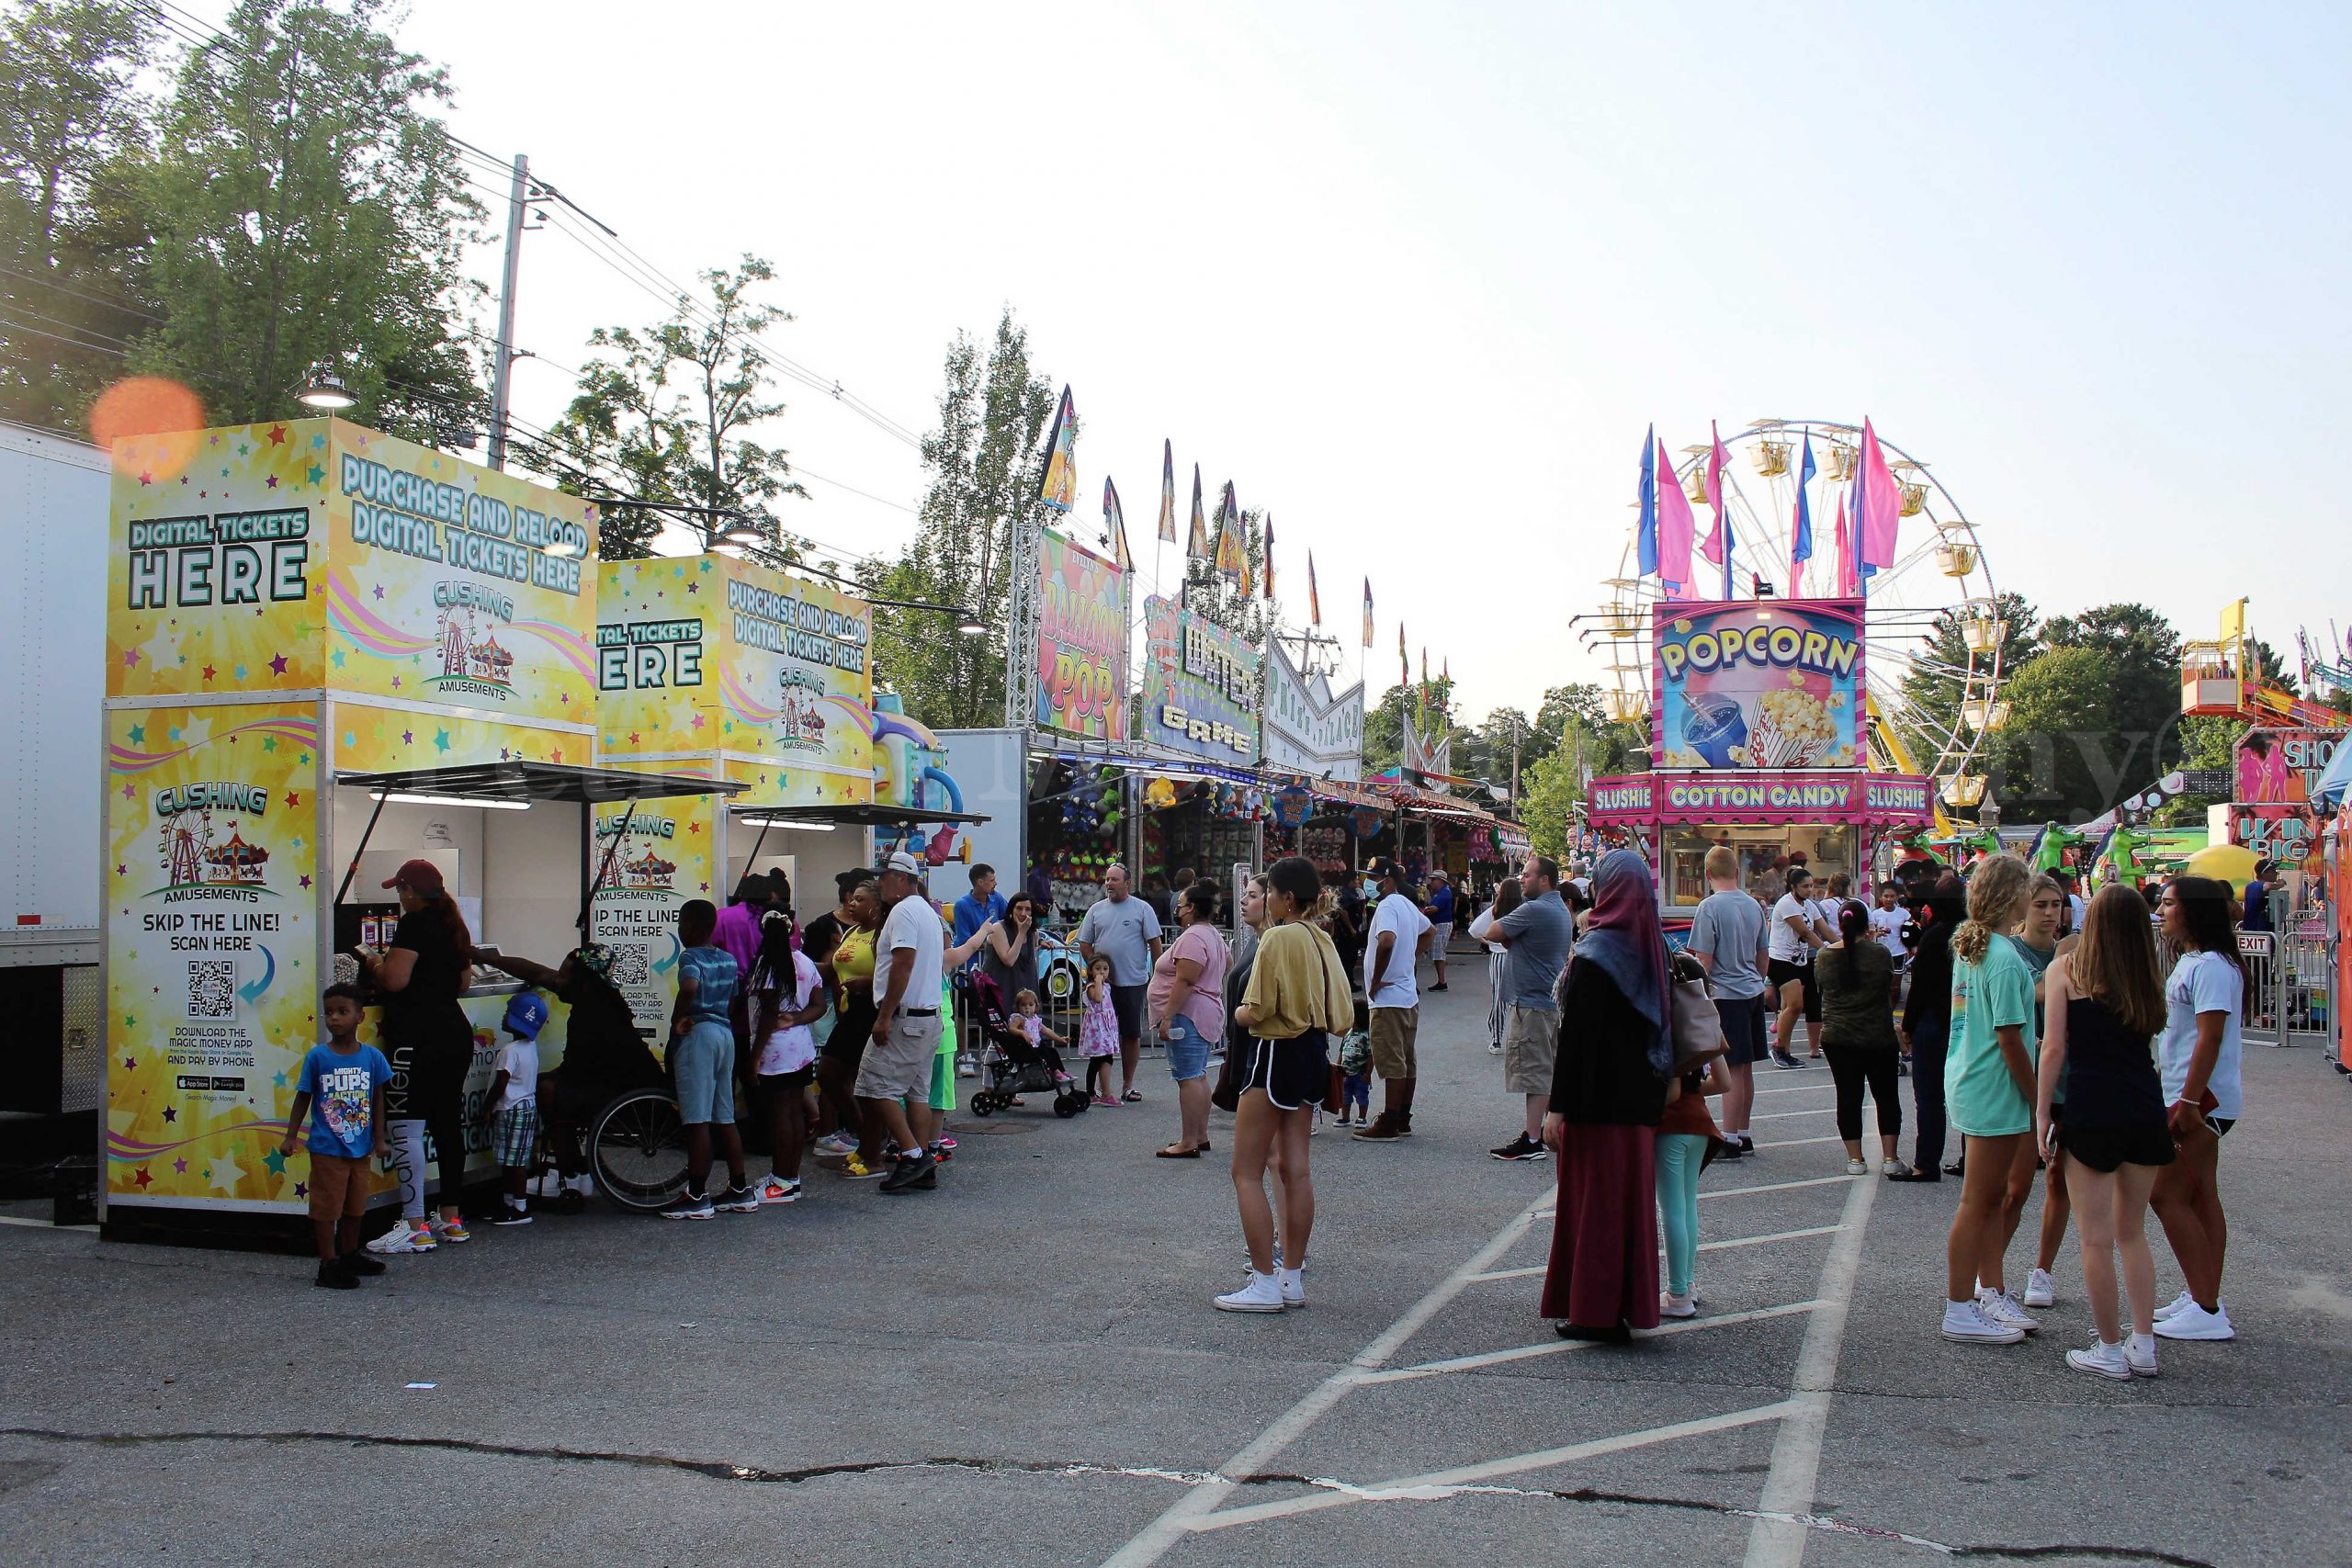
top-left (318, 0), bottom-right (2352, 721)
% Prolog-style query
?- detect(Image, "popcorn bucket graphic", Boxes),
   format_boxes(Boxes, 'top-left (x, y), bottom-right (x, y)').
top-left (1747, 679), bottom-right (1838, 768)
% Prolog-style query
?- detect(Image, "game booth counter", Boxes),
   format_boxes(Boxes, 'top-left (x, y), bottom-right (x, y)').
top-left (1588, 599), bottom-right (1935, 919)
top-left (99, 418), bottom-right (754, 1239)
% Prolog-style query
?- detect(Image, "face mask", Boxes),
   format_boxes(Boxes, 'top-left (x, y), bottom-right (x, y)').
top-left (1362, 880), bottom-right (1379, 900)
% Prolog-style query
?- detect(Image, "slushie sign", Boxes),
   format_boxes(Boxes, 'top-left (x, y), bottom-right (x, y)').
top-left (1035, 529), bottom-right (1125, 739)
top-left (1654, 600), bottom-right (1862, 771)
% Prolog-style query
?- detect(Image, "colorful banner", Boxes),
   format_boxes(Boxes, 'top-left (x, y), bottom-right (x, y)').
top-left (595, 555), bottom-right (874, 808)
top-left (2234, 728), bottom-right (2343, 804)
top-left (1037, 386), bottom-right (1077, 513)
top-left (1653, 599), bottom-right (1863, 770)
top-left (108, 417), bottom-right (598, 762)
top-left (1584, 770), bottom-right (1933, 825)
top-left (1035, 529), bottom-right (1126, 739)
top-left (104, 701), bottom-right (322, 1209)
top-left (1263, 640), bottom-right (1363, 780)
top-left (585, 782), bottom-right (719, 1043)
top-left (1140, 594), bottom-right (1258, 761)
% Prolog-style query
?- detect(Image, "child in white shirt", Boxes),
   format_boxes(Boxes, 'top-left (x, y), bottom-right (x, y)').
top-left (484, 990), bottom-right (548, 1226)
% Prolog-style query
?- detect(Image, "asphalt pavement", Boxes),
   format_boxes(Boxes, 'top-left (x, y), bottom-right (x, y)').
top-left (5, 951), bottom-right (2351, 1566)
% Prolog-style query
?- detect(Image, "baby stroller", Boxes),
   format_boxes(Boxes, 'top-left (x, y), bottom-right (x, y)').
top-left (958, 969), bottom-right (1088, 1119)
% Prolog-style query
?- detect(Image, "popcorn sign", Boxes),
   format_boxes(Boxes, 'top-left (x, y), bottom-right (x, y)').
top-left (1652, 600), bottom-right (1863, 772)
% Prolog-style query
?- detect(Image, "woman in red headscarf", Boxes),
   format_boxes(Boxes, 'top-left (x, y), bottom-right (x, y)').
top-left (1541, 849), bottom-right (1673, 1340)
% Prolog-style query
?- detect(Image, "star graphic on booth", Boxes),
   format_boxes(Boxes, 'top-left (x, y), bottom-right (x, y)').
top-left (200, 664), bottom-right (215, 682)
top-left (299, 874), bottom-right (311, 889)
top-left (116, 863), bottom-right (125, 876)
top-left (122, 649), bottom-right (139, 669)
top-left (305, 463), bottom-right (324, 486)
top-left (131, 1166), bottom-right (153, 1190)
top-left (122, 1055), bottom-right (137, 1071)
top-left (263, 1148), bottom-right (287, 1177)
top-left (233, 664), bottom-right (247, 682)
top-left (172, 1157), bottom-right (187, 1174)
top-left (209, 1149), bottom-right (244, 1194)
top-left (390, 676), bottom-right (401, 689)
top-left (434, 728), bottom-right (452, 753)
top-left (121, 782), bottom-right (135, 801)
top-left (266, 424), bottom-right (288, 445)
top-left (372, 583), bottom-right (384, 600)
top-left (269, 653), bottom-right (288, 675)
top-left (161, 1106), bottom-right (175, 1123)
top-left (690, 713), bottom-right (706, 729)
top-left (401, 729), bottom-right (413, 745)
top-left (266, 475), bottom-right (279, 489)
top-left (284, 791), bottom-right (301, 807)
top-left (127, 724), bottom-right (144, 744)
top-left (137, 470), bottom-right (152, 486)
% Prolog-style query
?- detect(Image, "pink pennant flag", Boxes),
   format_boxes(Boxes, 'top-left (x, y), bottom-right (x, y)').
top-left (1655, 436), bottom-right (1697, 594)
top-left (1857, 417), bottom-right (1901, 572)
top-left (1832, 485), bottom-right (1857, 597)
top-left (1699, 421), bottom-right (1729, 570)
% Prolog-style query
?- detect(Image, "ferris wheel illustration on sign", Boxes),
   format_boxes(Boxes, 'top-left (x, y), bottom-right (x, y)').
top-left (1595, 418), bottom-right (2007, 799)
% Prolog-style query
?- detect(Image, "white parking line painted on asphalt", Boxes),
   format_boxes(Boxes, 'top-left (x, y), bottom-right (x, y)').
top-left (1699, 1175), bottom-right (1855, 1201)
top-left (1464, 1224), bottom-right (1845, 1283)
top-left (1357, 1300), bottom-right (1822, 1384)
top-left (1750, 1106), bottom-right (1837, 1121)
top-left (1753, 1135), bottom-right (1842, 1149)
top-left (1741, 1166), bottom-right (1879, 1568)
top-left (1096, 1191), bottom-right (1553, 1568)
top-left (1189, 1400), bottom-right (1804, 1531)
top-left (1751, 1083), bottom-right (1838, 1097)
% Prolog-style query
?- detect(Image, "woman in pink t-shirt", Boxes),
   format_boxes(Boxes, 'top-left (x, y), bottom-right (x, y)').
top-left (1149, 880), bottom-right (1231, 1159)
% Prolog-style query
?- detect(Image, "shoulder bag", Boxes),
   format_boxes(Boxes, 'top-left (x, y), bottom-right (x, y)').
top-left (1668, 950), bottom-right (1727, 1076)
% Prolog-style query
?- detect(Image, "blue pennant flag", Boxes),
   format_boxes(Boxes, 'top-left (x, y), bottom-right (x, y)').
top-left (1636, 424), bottom-right (1658, 577)
top-left (1792, 434), bottom-right (1816, 571)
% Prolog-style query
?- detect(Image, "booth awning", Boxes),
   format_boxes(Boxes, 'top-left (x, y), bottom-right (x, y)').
top-left (729, 801), bottom-right (991, 828)
top-left (336, 760), bottom-right (747, 806)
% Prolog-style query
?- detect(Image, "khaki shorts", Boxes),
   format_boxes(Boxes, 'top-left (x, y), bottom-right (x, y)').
top-left (1369, 1005), bottom-right (1419, 1079)
top-left (1501, 1004), bottom-right (1558, 1094)
top-left (854, 1010), bottom-right (943, 1101)
top-left (306, 1151), bottom-right (372, 1221)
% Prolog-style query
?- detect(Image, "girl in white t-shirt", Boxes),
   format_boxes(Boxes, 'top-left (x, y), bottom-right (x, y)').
top-left (2146, 876), bottom-right (2246, 1344)
top-left (750, 912), bottom-right (830, 1205)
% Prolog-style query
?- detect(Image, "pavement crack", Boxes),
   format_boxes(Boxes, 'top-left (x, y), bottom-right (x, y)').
top-left (0, 1427), bottom-right (2217, 1563)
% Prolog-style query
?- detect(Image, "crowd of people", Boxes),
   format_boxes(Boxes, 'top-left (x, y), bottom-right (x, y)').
top-left (284, 842), bottom-right (2253, 1376)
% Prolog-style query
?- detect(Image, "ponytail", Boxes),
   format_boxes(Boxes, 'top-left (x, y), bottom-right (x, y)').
top-left (1951, 854), bottom-right (2030, 965)
top-left (424, 889), bottom-right (471, 956)
top-left (1836, 899), bottom-right (1869, 947)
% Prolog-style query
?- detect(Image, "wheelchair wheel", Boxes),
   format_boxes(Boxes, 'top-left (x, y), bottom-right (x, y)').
top-left (970, 1092), bottom-right (996, 1117)
top-left (589, 1089), bottom-right (690, 1212)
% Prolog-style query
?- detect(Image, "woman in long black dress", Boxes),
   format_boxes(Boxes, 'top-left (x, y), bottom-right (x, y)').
top-left (362, 859), bottom-right (477, 1242)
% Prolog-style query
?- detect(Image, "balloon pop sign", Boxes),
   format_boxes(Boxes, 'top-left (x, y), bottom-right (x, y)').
top-left (1035, 529), bottom-right (1127, 739)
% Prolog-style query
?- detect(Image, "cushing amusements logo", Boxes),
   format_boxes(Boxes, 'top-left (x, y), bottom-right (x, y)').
top-left (594, 810), bottom-right (679, 892)
top-left (428, 581), bottom-right (518, 700)
top-left (151, 781), bottom-right (276, 901)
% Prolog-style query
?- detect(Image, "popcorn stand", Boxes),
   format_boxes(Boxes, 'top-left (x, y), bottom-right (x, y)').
top-left (1586, 599), bottom-right (1935, 914)
top-left (99, 419), bottom-right (735, 1234)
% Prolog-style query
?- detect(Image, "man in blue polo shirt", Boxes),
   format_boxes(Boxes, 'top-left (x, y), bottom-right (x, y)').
top-left (951, 863), bottom-right (1006, 967)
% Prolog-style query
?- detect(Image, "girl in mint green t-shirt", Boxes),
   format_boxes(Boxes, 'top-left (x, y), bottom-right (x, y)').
top-left (1938, 857), bottom-right (2041, 1347)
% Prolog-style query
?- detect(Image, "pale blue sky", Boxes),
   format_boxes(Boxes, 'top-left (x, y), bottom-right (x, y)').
top-left (369, 0), bottom-right (2350, 717)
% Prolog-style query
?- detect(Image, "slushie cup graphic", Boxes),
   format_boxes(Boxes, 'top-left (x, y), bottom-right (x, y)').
top-left (1682, 690), bottom-right (1747, 766)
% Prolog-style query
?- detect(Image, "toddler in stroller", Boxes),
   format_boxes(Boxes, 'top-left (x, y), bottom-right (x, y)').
top-left (959, 970), bottom-right (1089, 1118)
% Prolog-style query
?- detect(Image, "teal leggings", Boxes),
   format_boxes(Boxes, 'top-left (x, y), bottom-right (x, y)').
top-left (1656, 1132), bottom-right (1709, 1297)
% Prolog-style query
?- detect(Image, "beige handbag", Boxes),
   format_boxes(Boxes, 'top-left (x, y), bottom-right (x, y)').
top-left (1668, 952), bottom-right (1727, 1075)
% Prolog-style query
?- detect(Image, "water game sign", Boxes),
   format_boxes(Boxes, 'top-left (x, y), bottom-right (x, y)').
top-left (1263, 639), bottom-right (1363, 780)
top-left (1653, 599), bottom-right (1862, 771)
top-left (1584, 770), bottom-right (1933, 825)
top-left (1035, 529), bottom-right (1126, 739)
top-left (1140, 595), bottom-right (1258, 762)
top-left (104, 701), bottom-right (322, 1210)
top-left (108, 419), bottom-right (598, 733)
top-left (596, 556), bottom-right (874, 808)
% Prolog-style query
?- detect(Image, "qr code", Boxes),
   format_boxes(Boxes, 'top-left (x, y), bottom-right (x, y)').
top-left (187, 960), bottom-right (237, 1019)
top-left (607, 943), bottom-right (650, 987)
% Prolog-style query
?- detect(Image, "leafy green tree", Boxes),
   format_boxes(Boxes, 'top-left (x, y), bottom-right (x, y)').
top-left (132, 0), bottom-right (486, 440)
top-left (1898, 589), bottom-right (2040, 773)
top-left (1362, 675), bottom-right (1462, 777)
top-left (866, 310), bottom-right (1054, 730)
top-left (2039, 602), bottom-right (2186, 784)
top-left (1519, 747), bottom-right (1579, 859)
top-left (525, 255), bottom-right (804, 560)
top-left (1984, 646), bottom-right (2132, 821)
top-left (0, 0), bottom-right (151, 429)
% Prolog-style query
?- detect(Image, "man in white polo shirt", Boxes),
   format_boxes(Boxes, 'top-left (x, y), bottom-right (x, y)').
top-left (1354, 856), bottom-right (1433, 1143)
top-left (856, 851), bottom-right (947, 1194)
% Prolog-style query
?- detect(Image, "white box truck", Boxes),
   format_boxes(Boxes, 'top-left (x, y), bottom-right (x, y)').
top-left (0, 419), bottom-right (107, 1124)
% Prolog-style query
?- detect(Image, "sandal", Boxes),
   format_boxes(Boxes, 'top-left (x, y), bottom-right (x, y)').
top-left (1122, 1089), bottom-right (1143, 1103)
top-left (1196, 1141), bottom-right (1212, 1153)
top-left (1154, 1144), bottom-right (1201, 1159)
top-left (1885, 1163), bottom-right (1940, 1182)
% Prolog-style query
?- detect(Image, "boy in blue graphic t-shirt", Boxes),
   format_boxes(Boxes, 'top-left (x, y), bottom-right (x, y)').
top-left (280, 983), bottom-right (393, 1290)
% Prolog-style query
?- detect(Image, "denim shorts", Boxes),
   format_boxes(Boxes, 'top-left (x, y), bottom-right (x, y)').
top-left (1165, 1013), bottom-right (1216, 1083)
top-left (673, 1019), bottom-right (736, 1124)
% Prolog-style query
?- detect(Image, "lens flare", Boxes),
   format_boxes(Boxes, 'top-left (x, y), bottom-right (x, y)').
top-left (90, 376), bottom-right (206, 480)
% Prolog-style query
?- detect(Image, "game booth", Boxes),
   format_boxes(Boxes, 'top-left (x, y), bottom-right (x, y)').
top-left (1584, 600), bottom-right (1935, 919)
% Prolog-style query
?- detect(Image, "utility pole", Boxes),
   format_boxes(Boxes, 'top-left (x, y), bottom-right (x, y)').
top-left (486, 152), bottom-right (528, 471)
top-left (1509, 710), bottom-right (1521, 807)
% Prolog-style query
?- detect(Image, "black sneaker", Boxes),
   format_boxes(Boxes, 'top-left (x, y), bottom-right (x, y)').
top-left (1737, 1134), bottom-right (1757, 1156)
top-left (661, 1189), bottom-right (716, 1220)
top-left (489, 1203), bottom-right (534, 1226)
top-left (313, 1259), bottom-right (358, 1290)
top-left (1489, 1134), bottom-right (1547, 1162)
top-left (1772, 1051), bottom-right (1804, 1069)
top-left (1714, 1138), bottom-right (1745, 1160)
top-left (340, 1249), bottom-right (387, 1276)
top-left (714, 1185), bottom-right (763, 1213)
top-left (878, 1152), bottom-right (936, 1193)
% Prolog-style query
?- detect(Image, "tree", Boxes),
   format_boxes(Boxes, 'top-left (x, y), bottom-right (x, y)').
top-left (2039, 602), bottom-right (2186, 785)
top-left (0, 0), bottom-right (151, 429)
top-left (1174, 507), bottom-right (1276, 647)
top-left (866, 310), bottom-right (1054, 730)
top-left (1984, 646), bottom-right (2129, 821)
top-left (1899, 589), bottom-right (2040, 773)
top-left (1519, 747), bottom-right (1579, 859)
top-left (132, 0), bottom-right (486, 441)
top-left (525, 255), bottom-right (805, 560)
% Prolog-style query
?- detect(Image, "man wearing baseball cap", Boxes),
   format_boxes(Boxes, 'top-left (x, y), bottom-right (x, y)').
top-left (856, 852), bottom-right (947, 1193)
top-left (1355, 856), bottom-right (1432, 1143)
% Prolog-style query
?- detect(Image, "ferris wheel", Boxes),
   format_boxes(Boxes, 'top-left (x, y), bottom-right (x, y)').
top-left (1592, 418), bottom-right (2007, 803)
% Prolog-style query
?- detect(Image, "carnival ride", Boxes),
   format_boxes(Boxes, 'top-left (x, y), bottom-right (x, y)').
top-left (1589, 419), bottom-right (2005, 827)
top-left (2184, 599), bottom-right (2345, 728)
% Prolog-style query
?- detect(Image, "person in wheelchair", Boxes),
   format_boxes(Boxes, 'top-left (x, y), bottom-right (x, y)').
top-left (469, 942), bottom-right (664, 1198)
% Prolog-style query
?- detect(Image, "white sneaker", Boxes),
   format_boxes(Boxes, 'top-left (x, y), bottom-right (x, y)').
top-left (365, 1219), bottom-right (434, 1255)
top-left (1661, 1291), bottom-right (1698, 1319)
top-left (2154, 1300), bottom-right (2234, 1341)
top-left (1844, 1157), bottom-right (1869, 1175)
top-left (1278, 1267), bottom-right (1306, 1309)
top-left (1215, 1271), bottom-right (1286, 1313)
top-left (568, 1172), bottom-right (597, 1198)
top-left (1977, 1288), bottom-right (2041, 1335)
top-left (2023, 1268), bottom-right (2056, 1309)
top-left (758, 1177), bottom-right (801, 1205)
top-left (2126, 1333), bottom-right (2160, 1376)
top-left (1941, 1298), bottom-right (2025, 1344)
top-left (2154, 1289), bottom-right (2195, 1322)
top-left (2065, 1338), bottom-right (2132, 1380)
